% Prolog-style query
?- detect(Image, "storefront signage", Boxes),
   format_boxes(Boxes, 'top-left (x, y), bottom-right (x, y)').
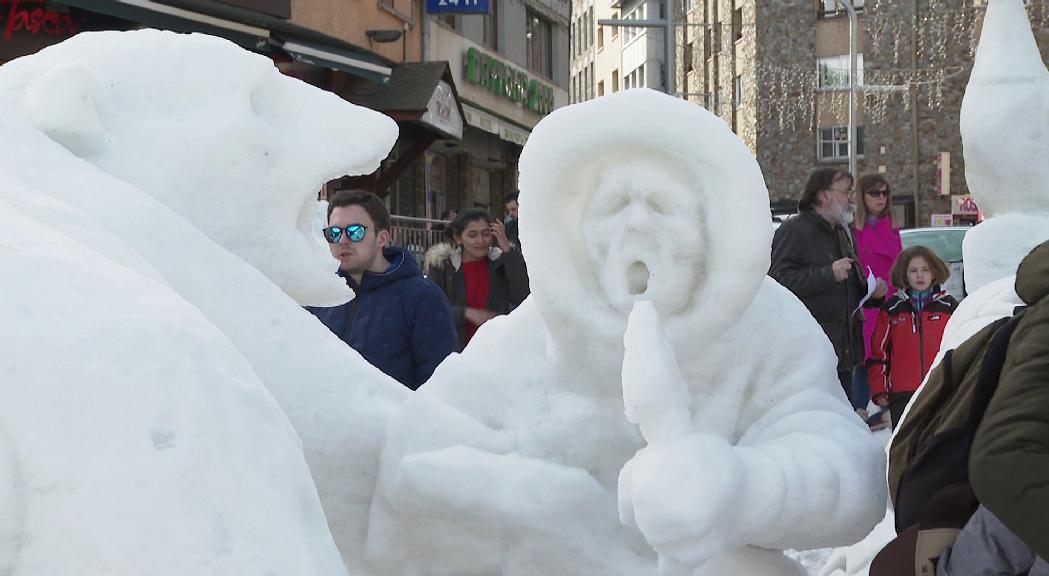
top-left (421, 80), bottom-right (464, 140)
top-left (427, 0), bottom-right (490, 15)
top-left (930, 213), bottom-right (954, 227)
top-left (463, 104), bottom-right (529, 146)
top-left (951, 194), bottom-right (979, 216)
top-left (464, 47), bottom-right (554, 116)
top-left (2, 0), bottom-right (85, 41)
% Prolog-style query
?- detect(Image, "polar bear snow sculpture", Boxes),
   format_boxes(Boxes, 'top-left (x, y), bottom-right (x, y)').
top-left (0, 30), bottom-right (407, 574)
top-left (365, 89), bottom-right (886, 575)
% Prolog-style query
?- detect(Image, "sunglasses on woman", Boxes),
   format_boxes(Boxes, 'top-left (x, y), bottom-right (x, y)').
top-left (866, 189), bottom-right (890, 198)
top-left (322, 224), bottom-right (368, 244)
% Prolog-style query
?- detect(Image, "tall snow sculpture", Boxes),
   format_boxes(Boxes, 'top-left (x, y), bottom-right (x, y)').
top-left (0, 30), bottom-right (407, 572)
top-left (365, 89), bottom-right (886, 575)
top-left (960, 0), bottom-right (1049, 292)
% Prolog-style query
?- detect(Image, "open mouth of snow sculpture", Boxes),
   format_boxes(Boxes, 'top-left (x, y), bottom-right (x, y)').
top-left (627, 261), bottom-right (650, 296)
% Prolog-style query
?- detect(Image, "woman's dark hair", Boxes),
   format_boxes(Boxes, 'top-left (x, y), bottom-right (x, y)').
top-left (799, 169), bottom-right (853, 212)
top-left (451, 208), bottom-right (494, 237)
top-left (891, 245), bottom-right (951, 289)
top-left (855, 174), bottom-right (895, 228)
top-left (327, 189), bottom-right (391, 231)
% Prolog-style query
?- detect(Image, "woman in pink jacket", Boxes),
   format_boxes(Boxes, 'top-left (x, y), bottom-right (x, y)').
top-left (851, 174), bottom-right (902, 421)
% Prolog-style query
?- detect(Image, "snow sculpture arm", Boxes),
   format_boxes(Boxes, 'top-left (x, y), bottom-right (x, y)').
top-left (371, 392), bottom-right (651, 575)
top-left (770, 224), bottom-right (837, 298)
top-left (618, 301), bottom-right (884, 572)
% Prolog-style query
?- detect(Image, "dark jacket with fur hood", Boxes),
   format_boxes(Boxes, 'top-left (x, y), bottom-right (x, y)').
top-left (424, 243), bottom-right (530, 351)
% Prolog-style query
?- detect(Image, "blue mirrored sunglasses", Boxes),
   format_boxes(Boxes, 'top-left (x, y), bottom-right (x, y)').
top-left (322, 224), bottom-right (368, 244)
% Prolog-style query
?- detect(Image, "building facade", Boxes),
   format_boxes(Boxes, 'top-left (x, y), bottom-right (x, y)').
top-left (576, 0), bottom-right (1049, 227)
top-left (1, 0), bottom-right (569, 223)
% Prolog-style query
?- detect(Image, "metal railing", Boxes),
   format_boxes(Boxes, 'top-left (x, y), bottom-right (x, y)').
top-left (390, 215), bottom-right (450, 265)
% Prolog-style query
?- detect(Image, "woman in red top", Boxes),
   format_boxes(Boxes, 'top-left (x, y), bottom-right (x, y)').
top-left (867, 245), bottom-right (958, 429)
top-left (425, 209), bottom-right (530, 351)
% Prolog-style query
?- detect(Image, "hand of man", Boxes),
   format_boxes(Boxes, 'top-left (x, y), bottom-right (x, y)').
top-left (832, 258), bottom-right (854, 282)
top-left (489, 220), bottom-right (511, 252)
top-left (873, 279), bottom-right (888, 299)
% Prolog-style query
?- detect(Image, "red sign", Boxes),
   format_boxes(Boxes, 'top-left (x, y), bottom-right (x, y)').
top-left (2, 1), bottom-right (85, 41)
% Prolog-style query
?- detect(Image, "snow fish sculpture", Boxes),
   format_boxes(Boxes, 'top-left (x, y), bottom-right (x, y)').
top-left (366, 89), bottom-right (886, 575)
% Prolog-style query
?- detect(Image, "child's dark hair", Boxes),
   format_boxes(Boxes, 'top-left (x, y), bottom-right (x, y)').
top-left (891, 246), bottom-right (951, 289)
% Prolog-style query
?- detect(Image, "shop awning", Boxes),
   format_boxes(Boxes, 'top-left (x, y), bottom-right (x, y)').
top-left (341, 62), bottom-right (465, 140)
top-left (55, 0), bottom-right (393, 81)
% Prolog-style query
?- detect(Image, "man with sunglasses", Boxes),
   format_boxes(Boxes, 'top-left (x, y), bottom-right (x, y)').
top-left (307, 190), bottom-right (457, 390)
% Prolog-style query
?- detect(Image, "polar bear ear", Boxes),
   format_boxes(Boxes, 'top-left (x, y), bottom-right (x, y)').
top-left (23, 62), bottom-right (109, 158)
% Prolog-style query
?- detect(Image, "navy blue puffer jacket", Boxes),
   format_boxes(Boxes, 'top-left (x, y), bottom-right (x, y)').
top-left (307, 247), bottom-right (457, 390)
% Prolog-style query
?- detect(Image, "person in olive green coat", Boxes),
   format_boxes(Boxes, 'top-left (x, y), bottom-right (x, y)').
top-left (970, 239), bottom-right (1049, 559)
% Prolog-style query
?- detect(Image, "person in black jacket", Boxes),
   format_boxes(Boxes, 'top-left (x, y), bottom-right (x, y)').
top-left (770, 169), bottom-right (888, 405)
top-left (424, 208), bottom-right (530, 351)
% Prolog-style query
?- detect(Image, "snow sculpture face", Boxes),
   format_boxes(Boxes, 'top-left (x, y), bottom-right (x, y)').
top-left (518, 89), bottom-right (772, 379)
top-left (584, 158), bottom-right (705, 316)
top-left (0, 30), bottom-right (397, 306)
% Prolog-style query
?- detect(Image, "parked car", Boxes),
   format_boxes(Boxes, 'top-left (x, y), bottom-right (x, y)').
top-left (900, 226), bottom-right (971, 299)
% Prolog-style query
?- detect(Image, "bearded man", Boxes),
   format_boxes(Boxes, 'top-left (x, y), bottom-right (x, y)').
top-left (771, 168), bottom-right (888, 403)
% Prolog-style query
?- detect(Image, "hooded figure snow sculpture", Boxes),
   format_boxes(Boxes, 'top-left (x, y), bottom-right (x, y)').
top-left (364, 89), bottom-right (885, 575)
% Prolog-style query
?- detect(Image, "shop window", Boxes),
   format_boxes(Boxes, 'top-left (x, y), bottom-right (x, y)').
top-left (483, 0), bottom-right (499, 50)
top-left (817, 0), bottom-right (864, 18)
top-left (598, 26), bottom-right (604, 49)
top-left (611, 11), bottom-right (619, 38)
top-left (527, 10), bottom-right (553, 78)
top-left (818, 54), bottom-right (864, 89)
top-left (598, 80), bottom-right (605, 96)
top-left (612, 68), bottom-right (619, 92)
top-left (732, 7), bottom-right (742, 42)
top-left (819, 126), bottom-right (866, 161)
top-left (733, 75), bottom-right (741, 107)
top-left (684, 42), bottom-right (694, 73)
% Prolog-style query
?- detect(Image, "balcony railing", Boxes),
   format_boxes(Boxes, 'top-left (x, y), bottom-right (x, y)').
top-left (390, 215), bottom-right (451, 267)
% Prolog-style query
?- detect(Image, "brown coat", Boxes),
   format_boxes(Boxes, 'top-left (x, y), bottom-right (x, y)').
top-left (970, 240), bottom-right (1049, 559)
top-left (771, 210), bottom-right (868, 372)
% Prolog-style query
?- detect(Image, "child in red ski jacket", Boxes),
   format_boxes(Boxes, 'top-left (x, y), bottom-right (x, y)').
top-left (868, 245), bottom-right (959, 429)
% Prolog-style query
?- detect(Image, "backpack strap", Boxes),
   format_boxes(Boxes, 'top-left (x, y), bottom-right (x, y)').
top-left (969, 308), bottom-right (1029, 423)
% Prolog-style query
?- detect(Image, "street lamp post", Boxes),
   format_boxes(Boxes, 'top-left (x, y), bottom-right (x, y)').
top-left (838, 0), bottom-right (858, 179)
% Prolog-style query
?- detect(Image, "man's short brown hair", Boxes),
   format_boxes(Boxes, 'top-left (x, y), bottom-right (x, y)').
top-left (327, 190), bottom-right (391, 231)
top-left (891, 245), bottom-right (951, 289)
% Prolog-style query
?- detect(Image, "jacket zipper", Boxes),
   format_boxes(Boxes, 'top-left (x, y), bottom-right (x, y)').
top-left (917, 310), bottom-right (925, 385)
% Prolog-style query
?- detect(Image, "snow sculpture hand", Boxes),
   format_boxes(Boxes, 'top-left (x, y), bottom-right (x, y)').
top-left (617, 301), bottom-right (743, 574)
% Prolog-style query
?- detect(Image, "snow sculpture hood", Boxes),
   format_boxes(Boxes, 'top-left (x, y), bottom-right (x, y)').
top-left (518, 89), bottom-right (772, 382)
top-left (0, 30), bottom-right (398, 307)
top-left (961, 0), bottom-right (1049, 218)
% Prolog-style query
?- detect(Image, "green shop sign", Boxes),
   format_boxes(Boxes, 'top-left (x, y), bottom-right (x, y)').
top-left (464, 47), bottom-right (554, 116)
